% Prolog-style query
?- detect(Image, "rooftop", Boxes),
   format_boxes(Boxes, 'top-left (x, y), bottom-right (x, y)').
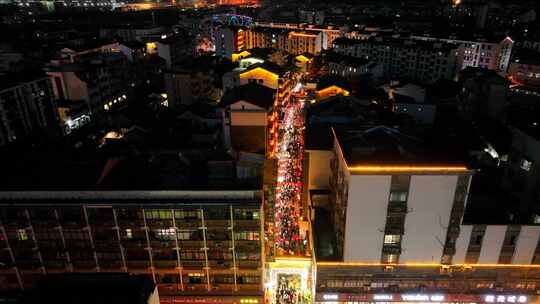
top-left (22, 273), bottom-right (155, 304)
top-left (325, 51), bottom-right (371, 68)
top-left (0, 69), bottom-right (49, 91)
top-left (333, 36), bottom-right (459, 53)
top-left (242, 61), bottom-right (286, 77)
top-left (220, 82), bottom-right (276, 110)
top-left (511, 47), bottom-right (540, 66)
top-left (334, 126), bottom-right (468, 168)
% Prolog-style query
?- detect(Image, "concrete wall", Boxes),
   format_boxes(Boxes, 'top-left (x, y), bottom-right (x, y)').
top-left (344, 175), bottom-right (390, 262)
top-left (400, 175), bottom-right (457, 263)
top-left (230, 111), bottom-right (267, 126)
top-left (307, 150), bottom-right (332, 190)
top-left (453, 225), bottom-right (473, 264)
top-left (478, 225), bottom-right (507, 263)
top-left (513, 226), bottom-right (540, 264)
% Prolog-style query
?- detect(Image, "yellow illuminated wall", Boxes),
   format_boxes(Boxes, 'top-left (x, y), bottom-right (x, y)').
top-left (316, 85), bottom-right (350, 100)
top-left (239, 67), bottom-right (279, 89)
top-left (232, 50), bottom-right (251, 62)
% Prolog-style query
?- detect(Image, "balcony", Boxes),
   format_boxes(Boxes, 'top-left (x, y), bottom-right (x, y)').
top-left (382, 245), bottom-right (401, 254)
top-left (72, 260), bottom-right (97, 270)
top-left (443, 245), bottom-right (456, 255)
top-left (126, 260), bottom-right (151, 270)
top-left (205, 220), bottom-right (230, 227)
top-left (99, 261), bottom-right (124, 270)
top-left (43, 260), bottom-right (69, 270)
top-left (237, 260), bottom-right (260, 269)
top-left (154, 260), bottom-right (178, 269)
top-left (16, 259), bottom-right (42, 270)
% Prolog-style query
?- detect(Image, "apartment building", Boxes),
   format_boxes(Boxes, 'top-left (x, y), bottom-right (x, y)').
top-left (0, 72), bottom-right (59, 146)
top-left (329, 126), bottom-right (474, 264)
top-left (156, 33), bottom-right (196, 69)
top-left (253, 21), bottom-right (341, 47)
top-left (412, 35), bottom-right (514, 73)
top-left (46, 52), bottom-right (132, 114)
top-left (332, 37), bottom-right (459, 83)
top-left (223, 59), bottom-right (299, 154)
top-left (0, 191), bottom-right (263, 303)
top-left (220, 83), bottom-right (276, 153)
top-left (243, 28), bottom-right (324, 55)
top-left (164, 56), bottom-right (221, 107)
top-left (326, 51), bottom-right (384, 80)
top-left (312, 126), bottom-right (540, 304)
top-left (215, 26), bottom-right (246, 60)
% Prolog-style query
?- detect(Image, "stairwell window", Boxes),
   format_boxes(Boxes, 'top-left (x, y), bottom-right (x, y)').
top-left (384, 234), bottom-right (401, 245)
top-left (17, 229), bottom-right (28, 241)
top-left (389, 191), bottom-right (408, 203)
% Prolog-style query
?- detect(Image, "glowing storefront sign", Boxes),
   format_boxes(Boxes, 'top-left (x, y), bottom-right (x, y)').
top-left (323, 294), bottom-right (339, 300)
top-left (485, 296), bottom-right (527, 303)
top-left (401, 294), bottom-right (445, 301)
top-left (374, 295), bottom-right (394, 301)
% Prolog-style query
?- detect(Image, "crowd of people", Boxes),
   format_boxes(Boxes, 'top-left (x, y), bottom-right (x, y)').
top-left (274, 97), bottom-right (306, 256)
top-left (276, 275), bottom-right (302, 304)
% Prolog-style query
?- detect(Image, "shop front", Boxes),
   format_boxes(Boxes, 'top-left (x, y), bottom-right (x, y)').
top-left (315, 293), bottom-right (535, 304)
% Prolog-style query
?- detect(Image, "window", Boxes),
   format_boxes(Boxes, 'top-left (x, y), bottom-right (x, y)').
top-left (145, 210), bottom-right (172, 219)
top-left (510, 235), bottom-right (517, 246)
top-left (177, 231), bottom-right (192, 240)
top-left (475, 235), bottom-right (483, 245)
top-left (383, 253), bottom-right (398, 263)
top-left (17, 229), bottom-right (28, 241)
top-left (125, 229), bottom-right (133, 239)
top-left (235, 231), bottom-right (260, 241)
top-left (384, 234), bottom-right (401, 245)
top-left (389, 191), bottom-right (407, 202)
top-left (175, 210), bottom-right (200, 219)
top-left (520, 159), bottom-right (533, 171)
top-left (155, 228), bottom-right (176, 240)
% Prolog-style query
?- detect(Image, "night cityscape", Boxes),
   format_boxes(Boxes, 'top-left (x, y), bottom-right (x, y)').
top-left (0, 0), bottom-right (539, 303)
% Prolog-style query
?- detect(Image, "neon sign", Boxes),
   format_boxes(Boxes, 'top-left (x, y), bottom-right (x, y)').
top-left (323, 294), bottom-right (339, 300)
top-left (485, 295), bottom-right (527, 303)
top-left (401, 294), bottom-right (445, 301)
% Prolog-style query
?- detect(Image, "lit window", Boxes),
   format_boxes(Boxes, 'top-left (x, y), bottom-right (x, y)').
top-left (17, 229), bottom-right (28, 241)
top-left (155, 228), bottom-right (176, 240)
top-left (389, 191), bottom-right (407, 202)
top-left (177, 231), bottom-right (191, 240)
top-left (384, 234), bottom-right (401, 245)
top-left (520, 159), bottom-right (533, 171)
top-left (383, 253), bottom-right (398, 263)
top-left (125, 229), bottom-right (133, 239)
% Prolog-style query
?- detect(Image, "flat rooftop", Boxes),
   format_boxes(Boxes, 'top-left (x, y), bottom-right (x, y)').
top-left (334, 126), bottom-right (468, 167)
top-left (22, 273), bottom-right (155, 304)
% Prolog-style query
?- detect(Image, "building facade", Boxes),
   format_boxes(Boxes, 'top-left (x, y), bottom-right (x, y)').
top-left (411, 36), bottom-right (514, 73)
top-left (0, 75), bottom-right (59, 146)
top-left (46, 52), bottom-right (132, 114)
top-left (243, 28), bottom-right (323, 55)
top-left (0, 191), bottom-right (263, 302)
top-left (315, 264), bottom-right (540, 304)
top-left (332, 37), bottom-right (459, 83)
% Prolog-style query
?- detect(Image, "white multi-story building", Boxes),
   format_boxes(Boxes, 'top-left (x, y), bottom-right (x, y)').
top-left (411, 35), bottom-right (514, 73)
top-left (332, 37), bottom-right (459, 83)
top-left (322, 126), bottom-right (540, 265)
